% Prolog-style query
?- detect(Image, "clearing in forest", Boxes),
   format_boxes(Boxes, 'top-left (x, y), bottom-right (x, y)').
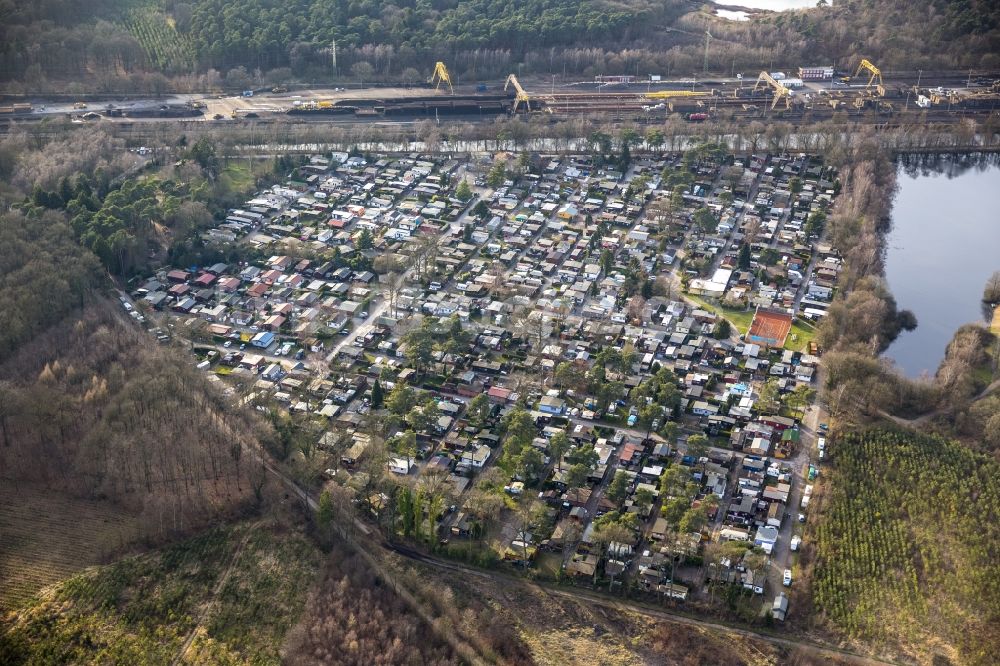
top-left (0, 485), bottom-right (142, 611)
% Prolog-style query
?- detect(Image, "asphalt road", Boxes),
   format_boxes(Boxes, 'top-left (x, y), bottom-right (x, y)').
top-left (766, 404), bottom-right (816, 595)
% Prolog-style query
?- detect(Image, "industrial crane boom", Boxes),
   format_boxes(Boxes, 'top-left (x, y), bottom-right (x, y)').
top-left (430, 61), bottom-right (454, 94)
top-left (504, 74), bottom-right (531, 113)
top-left (853, 59), bottom-right (885, 96)
top-left (753, 71), bottom-right (792, 111)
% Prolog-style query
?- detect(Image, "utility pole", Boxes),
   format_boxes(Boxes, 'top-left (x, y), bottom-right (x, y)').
top-left (703, 30), bottom-right (712, 74)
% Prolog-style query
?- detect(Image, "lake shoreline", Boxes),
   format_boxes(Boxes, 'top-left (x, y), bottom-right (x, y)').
top-left (882, 153), bottom-right (1000, 377)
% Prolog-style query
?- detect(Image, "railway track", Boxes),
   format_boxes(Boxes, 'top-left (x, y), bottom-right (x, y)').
top-left (1, 105), bottom-right (994, 141)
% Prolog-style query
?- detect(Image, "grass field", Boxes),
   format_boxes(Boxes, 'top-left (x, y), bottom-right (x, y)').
top-left (220, 161), bottom-right (270, 195)
top-left (0, 486), bottom-right (143, 612)
top-left (784, 320), bottom-right (818, 353)
top-left (0, 521), bottom-right (320, 665)
top-left (685, 295), bottom-right (755, 332)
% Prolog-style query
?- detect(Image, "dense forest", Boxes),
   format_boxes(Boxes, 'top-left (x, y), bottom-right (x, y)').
top-left (0, 125), bottom-right (282, 537)
top-left (0, 212), bottom-right (101, 360)
top-left (0, 290), bottom-right (269, 532)
top-left (812, 429), bottom-right (1000, 666)
top-left (1, 0), bottom-right (998, 92)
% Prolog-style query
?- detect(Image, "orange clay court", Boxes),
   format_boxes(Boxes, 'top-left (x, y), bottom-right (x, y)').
top-left (746, 308), bottom-right (793, 348)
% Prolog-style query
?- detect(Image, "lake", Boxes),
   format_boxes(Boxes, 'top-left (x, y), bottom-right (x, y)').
top-left (883, 154), bottom-right (1000, 377)
top-left (715, 0), bottom-right (828, 11)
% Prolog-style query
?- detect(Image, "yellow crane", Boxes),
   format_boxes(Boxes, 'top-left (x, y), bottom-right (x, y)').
top-left (430, 61), bottom-right (454, 94)
top-left (753, 71), bottom-right (793, 111)
top-left (504, 74), bottom-right (531, 113)
top-left (852, 58), bottom-right (885, 96)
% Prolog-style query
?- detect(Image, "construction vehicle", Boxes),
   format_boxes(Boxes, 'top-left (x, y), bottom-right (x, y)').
top-left (430, 61), bottom-right (454, 94)
top-left (504, 74), bottom-right (531, 113)
top-left (753, 71), bottom-right (793, 111)
top-left (850, 59), bottom-right (885, 96)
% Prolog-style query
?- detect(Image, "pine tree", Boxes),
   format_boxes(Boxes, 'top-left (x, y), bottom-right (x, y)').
top-left (738, 243), bottom-right (751, 270)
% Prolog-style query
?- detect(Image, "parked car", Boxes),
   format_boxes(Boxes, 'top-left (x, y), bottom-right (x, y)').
top-left (783, 569), bottom-right (793, 586)
top-left (790, 536), bottom-right (801, 551)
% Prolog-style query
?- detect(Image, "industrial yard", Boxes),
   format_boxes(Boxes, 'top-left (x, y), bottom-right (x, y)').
top-left (3, 60), bottom-right (999, 129)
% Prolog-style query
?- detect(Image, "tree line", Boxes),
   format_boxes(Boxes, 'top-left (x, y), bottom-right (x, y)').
top-left (3, 0), bottom-right (998, 92)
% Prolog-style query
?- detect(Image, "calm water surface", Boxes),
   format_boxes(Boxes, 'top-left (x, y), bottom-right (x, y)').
top-left (715, 0), bottom-right (827, 11)
top-left (884, 155), bottom-right (1000, 377)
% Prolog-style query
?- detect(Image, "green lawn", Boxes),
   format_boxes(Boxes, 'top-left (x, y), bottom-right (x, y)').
top-left (685, 295), bottom-right (755, 333)
top-left (784, 320), bottom-right (818, 353)
top-left (220, 161), bottom-right (269, 195)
